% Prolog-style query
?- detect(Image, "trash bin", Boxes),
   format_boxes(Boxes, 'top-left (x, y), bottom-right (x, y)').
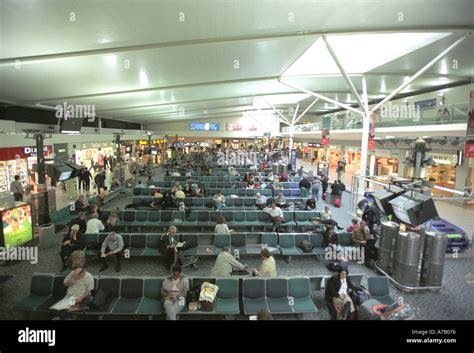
top-left (38, 224), bottom-right (56, 250)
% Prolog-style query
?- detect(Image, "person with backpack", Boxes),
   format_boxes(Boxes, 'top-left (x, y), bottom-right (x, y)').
top-left (362, 204), bottom-right (381, 236)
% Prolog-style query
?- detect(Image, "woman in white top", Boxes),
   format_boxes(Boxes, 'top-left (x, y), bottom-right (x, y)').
top-left (215, 215), bottom-right (231, 235)
top-left (85, 213), bottom-right (105, 234)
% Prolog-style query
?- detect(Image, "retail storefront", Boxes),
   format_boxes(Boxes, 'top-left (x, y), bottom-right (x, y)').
top-left (375, 156), bottom-right (399, 176)
top-left (72, 142), bottom-right (114, 170)
top-left (426, 153), bottom-right (457, 189)
top-left (0, 145), bottom-right (53, 192)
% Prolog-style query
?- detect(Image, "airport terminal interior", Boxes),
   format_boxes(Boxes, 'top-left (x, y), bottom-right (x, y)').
top-left (0, 0), bottom-right (473, 322)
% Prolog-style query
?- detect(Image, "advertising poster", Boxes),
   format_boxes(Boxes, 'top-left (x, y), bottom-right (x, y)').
top-left (2, 205), bottom-right (33, 248)
top-left (465, 90), bottom-right (474, 158)
top-left (368, 111), bottom-right (377, 150)
top-left (321, 116), bottom-right (331, 145)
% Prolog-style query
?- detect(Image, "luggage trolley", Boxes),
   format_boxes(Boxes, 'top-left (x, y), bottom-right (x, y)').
top-left (173, 243), bottom-right (199, 270)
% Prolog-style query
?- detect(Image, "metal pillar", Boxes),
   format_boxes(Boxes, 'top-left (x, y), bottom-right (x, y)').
top-left (114, 132), bottom-right (124, 182)
top-left (147, 132), bottom-right (152, 180)
top-left (35, 133), bottom-right (49, 224)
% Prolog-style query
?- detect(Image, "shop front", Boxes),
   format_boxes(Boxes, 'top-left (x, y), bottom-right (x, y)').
top-left (73, 142), bottom-right (115, 170)
top-left (426, 153), bottom-right (457, 189)
top-left (375, 156), bottom-right (399, 176)
top-left (0, 145), bottom-right (53, 192)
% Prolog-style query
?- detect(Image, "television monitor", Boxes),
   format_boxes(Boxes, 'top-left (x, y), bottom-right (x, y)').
top-left (58, 170), bottom-right (72, 181)
top-left (189, 122), bottom-right (220, 131)
top-left (62, 162), bottom-right (82, 179)
top-left (1, 204), bottom-right (33, 248)
top-left (389, 191), bottom-right (439, 227)
top-left (372, 185), bottom-right (405, 215)
top-left (60, 118), bottom-right (83, 134)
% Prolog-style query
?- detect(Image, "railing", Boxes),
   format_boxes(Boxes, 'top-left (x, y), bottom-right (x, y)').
top-left (282, 102), bottom-right (468, 134)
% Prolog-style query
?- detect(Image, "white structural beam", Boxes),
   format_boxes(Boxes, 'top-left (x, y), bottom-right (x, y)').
top-left (291, 104), bottom-right (300, 125)
top-left (294, 98), bottom-right (319, 125)
top-left (261, 97), bottom-right (292, 125)
top-left (254, 106), bottom-right (290, 126)
top-left (371, 35), bottom-right (467, 113)
top-left (279, 80), bottom-right (364, 115)
top-left (359, 76), bottom-right (371, 193)
top-left (322, 35), bottom-right (365, 111)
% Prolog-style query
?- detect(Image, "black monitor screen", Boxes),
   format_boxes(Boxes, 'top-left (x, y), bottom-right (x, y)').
top-left (60, 118), bottom-right (83, 134)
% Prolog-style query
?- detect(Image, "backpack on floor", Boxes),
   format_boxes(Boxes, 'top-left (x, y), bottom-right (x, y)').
top-left (299, 240), bottom-right (313, 252)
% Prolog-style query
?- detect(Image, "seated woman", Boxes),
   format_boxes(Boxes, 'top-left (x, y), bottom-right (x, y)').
top-left (171, 182), bottom-right (181, 196)
top-left (183, 183), bottom-right (192, 197)
top-left (305, 198), bottom-right (316, 210)
top-left (324, 268), bottom-right (358, 320)
top-left (253, 248), bottom-right (276, 277)
top-left (74, 195), bottom-right (88, 213)
top-left (215, 215), bottom-right (231, 235)
top-left (320, 206), bottom-right (343, 230)
top-left (274, 192), bottom-right (287, 209)
top-left (154, 188), bottom-right (163, 198)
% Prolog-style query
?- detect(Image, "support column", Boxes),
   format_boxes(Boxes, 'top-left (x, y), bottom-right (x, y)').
top-left (114, 133), bottom-right (123, 182)
top-left (35, 132), bottom-right (49, 224)
top-left (358, 112), bottom-right (370, 193)
top-left (147, 133), bottom-right (152, 180)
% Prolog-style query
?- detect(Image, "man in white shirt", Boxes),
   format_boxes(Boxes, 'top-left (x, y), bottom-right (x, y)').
top-left (255, 193), bottom-right (267, 210)
top-left (99, 232), bottom-right (124, 272)
top-left (136, 181), bottom-right (145, 188)
top-left (85, 213), bottom-right (105, 234)
top-left (263, 203), bottom-right (284, 232)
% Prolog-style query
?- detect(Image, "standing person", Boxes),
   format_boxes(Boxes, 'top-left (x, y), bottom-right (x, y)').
top-left (10, 175), bottom-right (24, 201)
top-left (321, 174), bottom-right (329, 195)
top-left (336, 160), bottom-right (346, 181)
top-left (287, 161), bottom-right (293, 175)
top-left (77, 167), bottom-right (85, 192)
top-left (23, 186), bottom-right (33, 204)
top-left (161, 265), bottom-right (189, 320)
top-left (298, 166), bottom-right (304, 178)
top-left (311, 178), bottom-right (320, 201)
top-left (82, 167), bottom-right (92, 193)
top-left (94, 171), bottom-right (106, 194)
top-left (103, 156), bottom-right (109, 173)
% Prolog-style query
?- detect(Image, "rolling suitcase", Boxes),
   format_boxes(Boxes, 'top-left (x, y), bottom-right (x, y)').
top-left (334, 198), bottom-right (341, 207)
top-left (322, 193), bottom-right (326, 201)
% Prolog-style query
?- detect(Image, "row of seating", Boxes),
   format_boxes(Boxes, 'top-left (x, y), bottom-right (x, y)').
top-left (71, 231), bottom-right (357, 259)
top-left (108, 210), bottom-right (323, 231)
top-left (135, 187), bottom-right (274, 197)
top-left (132, 196), bottom-right (309, 208)
top-left (15, 273), bottom-right (319, 317)
top-left (50, 186), bottom-right (124, 229)
top-left (143, 181), bottom-right (301, 189)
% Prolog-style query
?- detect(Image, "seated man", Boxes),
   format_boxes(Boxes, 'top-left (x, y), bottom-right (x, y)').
top-left (274, 192), bottom-right (287, 209)
top-left (320, 206), bottom-right (343, 230)
top-left (351, 221), bottom-right (372, 246)
top-left (99, 232), bottom-right (124, 272)
top-left (74, 195), bottom-right (88, 213)
top-left (111, 178), bottom-right (121, 190)
top-left (60, 225), bottom-right (85, 272)
top-left (263, 203), bottom-right (284, 232)
top-left (160, 226), bottom-right (179, 268)
top-left (255, 192), bottom-right (267, 210)
top-left (50, 266), bottom-right (94, 313)
top-left (211, 247), bottom-right (246, 277)
top-left (212, 191), bottom-right (226, 211)
top-left (136, 181), bottom-right (145, 188)
top-left (161, 265), bottom-right (189, 320)
top-left (174, 186), bottom-right (185, 199)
